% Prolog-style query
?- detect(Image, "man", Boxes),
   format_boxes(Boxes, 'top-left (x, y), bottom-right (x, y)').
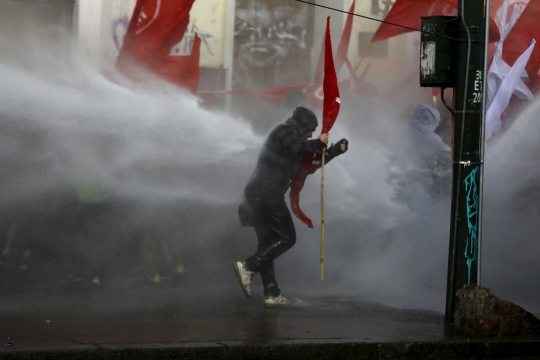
top-left (233, 106), bottom-right (349, 308)
top-left (404, 104), bottom-right (451, 201)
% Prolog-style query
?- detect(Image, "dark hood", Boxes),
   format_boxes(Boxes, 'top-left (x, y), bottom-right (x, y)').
top-left (285, 107), bottom-right (318, 134)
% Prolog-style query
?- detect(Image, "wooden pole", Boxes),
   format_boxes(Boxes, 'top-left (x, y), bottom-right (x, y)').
top-left (320, 150), bottom-right (326, 281)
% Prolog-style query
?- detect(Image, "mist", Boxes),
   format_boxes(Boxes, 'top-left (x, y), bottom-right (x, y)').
top-left (1, 6), bottom-right (539, 320)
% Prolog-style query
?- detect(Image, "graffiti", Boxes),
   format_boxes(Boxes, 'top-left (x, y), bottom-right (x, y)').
top-left (421, 22), bottom-right (437, 35)
top-left (111, 16), bottom-right (130, 51)
top-left (111, 18), bottom-right (214, 56)
top-left (463, 166), bottom-right (479, 285)
top-left (233, 0), bottom-right (312, 89)
top-left (234, 18), bottom-right (306, 68)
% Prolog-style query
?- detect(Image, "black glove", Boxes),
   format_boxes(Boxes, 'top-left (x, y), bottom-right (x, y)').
top-left (327, 138), bottom-right (348, 158)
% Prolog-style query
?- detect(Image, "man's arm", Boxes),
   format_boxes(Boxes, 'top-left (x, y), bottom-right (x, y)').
top-left (312, 139), bottom-right (349, 173)
top-left (281, 127), bottom-right (327, 156)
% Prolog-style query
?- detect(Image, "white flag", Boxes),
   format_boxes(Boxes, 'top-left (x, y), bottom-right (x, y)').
top-left (485, 39), bottom-right (536, 140)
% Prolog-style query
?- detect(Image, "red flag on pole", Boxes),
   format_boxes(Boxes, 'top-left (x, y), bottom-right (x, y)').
top-left (503, 0), bottom-right (540, 92)
top-left (371, 0), bottom-right (455, 42)
top-left (307, 1), bottom-right (355, 109)
top-left (371, 0), bottom-right (501, 43)
top-left (116, 0), bottom-right (200, 92)
top-left (336, 0), bottom-right (356, 71)
top-left (290, 17), bottom-right (341, 229)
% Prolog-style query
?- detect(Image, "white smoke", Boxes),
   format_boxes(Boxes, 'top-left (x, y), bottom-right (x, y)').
top-left (1, 13), bottom-right (539, 317)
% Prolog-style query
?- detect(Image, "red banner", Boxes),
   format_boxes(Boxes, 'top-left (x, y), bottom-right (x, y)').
top-left (116, 0), bottom-right (200, 92)
top-left (503, 0), bottom-right (540, 92)
top-left (290, 17), bottom-right (341, 229)
top-left (336, 0), bottom-right (356, 71)
top-left (310, 0), bottom-right (355, 97)
top-left (372, 0), bottom-right (501, 43)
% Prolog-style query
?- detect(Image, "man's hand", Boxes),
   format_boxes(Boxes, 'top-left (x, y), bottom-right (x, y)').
top-left (339, 139), bottom-right (348, 153)
top-left (318, 133), bottom-right (329, 145)
top-left (327, 139), bottom-right (349, 158)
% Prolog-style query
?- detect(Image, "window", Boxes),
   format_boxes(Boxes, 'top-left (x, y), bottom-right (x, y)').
top-left (358, 32), bottom-right (388, 57)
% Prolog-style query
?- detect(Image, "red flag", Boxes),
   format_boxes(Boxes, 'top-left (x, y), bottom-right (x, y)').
top-left (372, 0), bottom-right (455, 42)
top-left (503, 0), bottom-right (540, 92)
top-left (336, 0), bottom-right (356, 71)
top-left (312, 0), bottom-right (355, 85)
top-left (116, 0), bottom-right (200, 92)
top-left (290, 17), bottom-right (341, 229)
top-left (372, 0), bottom-right (500, 43)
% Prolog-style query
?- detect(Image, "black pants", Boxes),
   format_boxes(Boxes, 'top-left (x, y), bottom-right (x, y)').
top-left (244, 198), bottom-right (296, 297)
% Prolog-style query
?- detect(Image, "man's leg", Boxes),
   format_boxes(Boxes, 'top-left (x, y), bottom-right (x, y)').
top-left (233, 198), bottom-right (295, 298)
top-left (259, 260), bottom-right (280, 297)
top-left (244, 199), bottom-right (296, 273)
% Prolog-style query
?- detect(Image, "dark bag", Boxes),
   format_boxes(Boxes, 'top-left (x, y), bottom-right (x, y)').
top-left (238, 201), bottom-right (254, 227)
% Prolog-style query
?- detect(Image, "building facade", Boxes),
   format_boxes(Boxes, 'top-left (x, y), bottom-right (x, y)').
top-left (1, 0), bottom-right (420, 100)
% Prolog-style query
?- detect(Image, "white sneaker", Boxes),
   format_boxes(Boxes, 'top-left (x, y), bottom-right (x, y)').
top-left (233, 261), bottom-right (254, 298)
top-left (264, 294), bottom-right (291, 309)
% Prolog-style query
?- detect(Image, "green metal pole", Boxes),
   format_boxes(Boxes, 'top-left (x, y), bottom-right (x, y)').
top-left (445, 0), bottom-right (487, 324)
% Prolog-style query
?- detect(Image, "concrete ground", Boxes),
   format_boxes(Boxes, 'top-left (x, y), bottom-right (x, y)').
top-left (1, 287), bottom-right (539, 360)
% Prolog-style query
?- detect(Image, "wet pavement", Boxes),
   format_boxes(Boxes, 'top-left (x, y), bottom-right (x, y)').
top-left (1, 292), bottom-right (540, 359)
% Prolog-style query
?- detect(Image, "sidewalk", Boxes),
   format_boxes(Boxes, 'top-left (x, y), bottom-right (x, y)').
top-left (2, 300), bottom-right (540, 359)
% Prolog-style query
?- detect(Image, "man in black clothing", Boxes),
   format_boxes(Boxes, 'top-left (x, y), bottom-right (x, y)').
top-left (234, 107), bottom-right (349, 308)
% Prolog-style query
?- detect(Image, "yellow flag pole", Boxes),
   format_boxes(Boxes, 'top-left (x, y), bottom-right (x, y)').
top-left (320, 149), bottom-right (326, 281)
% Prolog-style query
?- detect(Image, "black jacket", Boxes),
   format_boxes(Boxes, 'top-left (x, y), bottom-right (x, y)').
top-left (244, 107), bottom-right (327, 201)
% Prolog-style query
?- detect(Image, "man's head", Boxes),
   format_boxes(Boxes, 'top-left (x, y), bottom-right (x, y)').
top-left (412, 104), bottom-right (441, 132)
top-left (302, 129), bottom-right (315, 139)
top-left (286, 107), bottom-right (318, 137)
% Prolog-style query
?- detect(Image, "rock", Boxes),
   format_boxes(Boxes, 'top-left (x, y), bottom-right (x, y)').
top-left (454, 286), bottom-right (540, 337)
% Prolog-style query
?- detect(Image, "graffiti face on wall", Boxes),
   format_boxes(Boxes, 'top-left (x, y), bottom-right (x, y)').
top-left (233, 0), bottom-right (313, 89)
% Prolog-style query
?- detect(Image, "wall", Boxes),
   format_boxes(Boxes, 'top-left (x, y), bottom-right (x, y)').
top-left (0, 0), bottom-right (75, 70)
top-left (187, 0), bottom-right (228, 69)
top-left (76, 0), bottom-right (106, 66)
top-left (349, 0), bottom-right (420, 94)
top-left (312, 0), bottom-right (345, 81)
top-left (73, 0), bottom-right (421, 96)
top-left (75, 0), bottom-right (229, 71)
top-left (232, 0), bottom-right (316, 90)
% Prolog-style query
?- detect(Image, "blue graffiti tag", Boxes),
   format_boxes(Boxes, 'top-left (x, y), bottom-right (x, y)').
top-left (111, 17), bottom-right (130, 51)
top-left (463, 166), bottom-right (479, 285)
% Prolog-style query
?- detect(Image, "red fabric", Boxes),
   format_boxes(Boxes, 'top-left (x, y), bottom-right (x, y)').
top-left (336, 0), bottom-right (356, 70)
top-left (372, 0), bottom-right (500, 43)
top-left (503, 0), bottom-right (540, 93)
top-left (372, 0), bottom-right (456, 42)
top-left (116, 0), bottom-right (200, 92)
top-left (313, 0), bottom-right (355, 85)
top-left (290, 17), bottom-right (341, 229)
